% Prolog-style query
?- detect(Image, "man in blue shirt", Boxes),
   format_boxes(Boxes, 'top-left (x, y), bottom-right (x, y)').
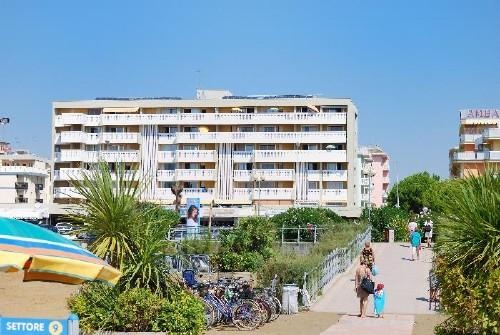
top-left (410, 228), bottom-right (422, 261)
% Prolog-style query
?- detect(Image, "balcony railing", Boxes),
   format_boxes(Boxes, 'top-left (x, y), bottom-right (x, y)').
top-left (176, 150), bottom-right (217, 162)
top-left (233, 169), bottom-right (295, 181)
top-left (307, 170), bottom-right (348, 182)
top-left (233, 150), bottom-right (347, 163)
top-left (459, 133), bottom-right (482, 143)
top-left (485, 151), bottom-right (500, 160)
top-left (100, 132), bottom-right (140, 143)
top-left (53, 187), bottom-right (85, 199)
top-left (482, 128), bottom-right (500, 140)
top-left (155, 188), bottom-right (214, 202)
top-left (233, 188), bottom-right (295, 201)
top-left (0, 166), bottom-right (48, 176)
top-left (176, 169), bottom-right (216, 180)
top-left (56, 112), bottom-right (347, 127)
top-left (157, 170), bottom-right (175, 181)
top-left (175, 131), bottom-right (346, 144)
top-left (54, 168), bottom-right (139, 180)
top-left (306, 189), bottom-right (348, 202)
top-left (452, 151), bottom-right (486, 161)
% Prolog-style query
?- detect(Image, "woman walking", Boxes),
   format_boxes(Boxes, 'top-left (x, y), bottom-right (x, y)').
top-left (360, 241), bottom-right (376, 271)
top-left (354, 259), bottom-right (372, 318)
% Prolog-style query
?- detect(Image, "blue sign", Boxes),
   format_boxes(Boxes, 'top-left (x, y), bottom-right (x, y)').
top-left (0, 317), bottom-right (68, 335)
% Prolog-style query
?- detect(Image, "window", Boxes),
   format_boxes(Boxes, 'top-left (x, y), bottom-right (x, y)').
top-left (261, 163), bottom-right (275, 169)
top-left (183, 145), bottom-right (199, 150)
top-left (183, 126), bottom-right (199, 133)
top-left (238, 126), bottom-right (254, 132)
top-left (88, 109), bottom-right (101, 115)
top-left (327, 125), bottom-right (344, 131)
top-left (159, 181), bottom-right (175, 188)
top-left (261, 126), bottom-right (276, 132)
top-left (307, 163), bottom-right (319, 170)
top-left (243, 107), bottom-right (254, 114)
top-left (183, 109), bottom-right (192, 113)
top-left (302, 144), bottom-right (318, 150)
top-left (160, 163), bottom-right (176, 170)
top-left (323, 106), bottom-right (345, 113)
top-left (35, 199), bottom-right (43, 203)
top-left (326, 181), bottom-right (345, 189)
top-left (298, 107), bottom-right (309, 113)
top-left (302, 125), bottom-right (319, 132)
top-left (308, 181), bottom-right (319, 189)
top-left (85, 145), bottom-right (100, 151)
top-left (160, 126), bottom-right (178, 133)
top-left (88, 127), bottom-right (101, 133)
top-left (326, 163), bottom-right (342, 170)
top-left (109, 127), bottom-right (124, 133)
top-left (260, 144), bottom-right (276, 150)
top-left (160, 108), bottom-right (177, 114)
top-left (159, 144), bottom-right (177, 151)
top-left (185, 163), bottom-right (200, 169)
top-left (236, 163), bottom-right (253, 170)
top-left (261, 181), bottom-right (277, 188)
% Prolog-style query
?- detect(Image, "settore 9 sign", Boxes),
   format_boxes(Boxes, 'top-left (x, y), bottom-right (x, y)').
top-left (0, 315), bottom-right (78, 335)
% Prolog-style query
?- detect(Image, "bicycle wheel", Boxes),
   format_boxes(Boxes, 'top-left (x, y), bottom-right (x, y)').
top-left (203, 301), bottom-right (217, 328)
top-left (254, 298), bottom-right (272, 324)
top-left (269, 296), bottom-right (281, 321)
top-left (232, 299), bottom-right (262, 330)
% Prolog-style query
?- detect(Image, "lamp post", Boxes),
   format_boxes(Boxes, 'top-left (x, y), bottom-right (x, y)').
top-left (252, 172), bottom-right (265, 216)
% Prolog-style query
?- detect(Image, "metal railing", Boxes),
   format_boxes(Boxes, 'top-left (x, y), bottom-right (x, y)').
top-left (305, 226), bottom-right (371, 302)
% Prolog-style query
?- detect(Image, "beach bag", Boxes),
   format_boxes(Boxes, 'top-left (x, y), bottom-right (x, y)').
top-left (361, 277), bottom-right (375, 294)
top-left (372, 265), bottom-right (379, 276)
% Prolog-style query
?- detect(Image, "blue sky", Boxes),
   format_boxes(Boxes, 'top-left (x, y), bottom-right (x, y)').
top-left (0, 0), bottom-right (499, 178)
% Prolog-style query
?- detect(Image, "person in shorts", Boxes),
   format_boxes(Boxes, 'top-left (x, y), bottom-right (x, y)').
top-left (423, 219), bottom-right (433, 247)
top-left (410, 228), bottom-right (422, 261)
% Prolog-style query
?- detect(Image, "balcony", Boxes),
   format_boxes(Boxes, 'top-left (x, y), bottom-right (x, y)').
top-left (482, 128), bottom-right (500, 140)
top-left (233, 169), bottom-right (295, 181)
top-left (460, 133), bottom-right (482, 143)
top-left (0, 166), bottom-right (48, 177)
top-left (176, 169), bottom-right (216, 181)
top-left (54, 168), bottom-right (84, 180)
top-left (55, 149), bottom-right (84, 162)
top-left (58, 131), bottom-right (88, 143)
top-left (306, 189), bottom-right (348, 202)
top-left (155, 188), bottom-right (214, 202)
top-left (157, 170), bottom-right (175, 181)
top-left (158, 133), bottom-right (176, 144)
top-left (176, 150), bottom-right (217, 162)
top-left (233, 188), bottom-right (295, 201)
top-left (452, 151), bottom-right (486, 161)
top-left (14, 182), bottom-right (28, 190)
top-left (361, 177), bottom-right (369, 186)
top-left (61, 112), bottom-right (347, 126)
top-left (86, 151), bottom-right (140, 163)
top-left (100, 132), bottom-right (140, 143)
top-left (53, 187), bottom-right (85, 199)
top-left (233, 150), bottom-right (347, 163)
top-left (307, 170), bottom-right (348, 182)
top-left (485, 151), bottom-right (500, 161)
top-left (175, 131), bottom-right (346, 144)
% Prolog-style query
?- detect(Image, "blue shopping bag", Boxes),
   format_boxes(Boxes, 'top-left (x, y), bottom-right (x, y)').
top-left (372, 265), bottom-right (379, 276)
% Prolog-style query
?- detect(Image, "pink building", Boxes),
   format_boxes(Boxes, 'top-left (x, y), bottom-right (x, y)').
top-left (359, 145), bottom-right (390, 208)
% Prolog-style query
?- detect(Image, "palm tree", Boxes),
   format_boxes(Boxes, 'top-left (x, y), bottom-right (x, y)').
top-left (436, 167), bottom-right (500, 274)
top-left (70, 161), bottom-right (143, 270)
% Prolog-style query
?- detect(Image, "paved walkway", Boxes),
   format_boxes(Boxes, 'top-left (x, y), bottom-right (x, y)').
top-left (312, 243), bottom-right (435, 335)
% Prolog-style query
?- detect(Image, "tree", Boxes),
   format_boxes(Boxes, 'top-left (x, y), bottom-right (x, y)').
top-left (434, 168), bottom-right (500, 334)
top-left (387, 172), bottom-right (440, 213)
top-left (421, 178), bottom-right (461, 214)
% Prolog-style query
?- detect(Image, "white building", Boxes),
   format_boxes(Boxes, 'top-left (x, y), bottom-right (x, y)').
top-left (52, 90), bottom-right (361, 219)
top-left (0, 150), bottom-right (52, 205)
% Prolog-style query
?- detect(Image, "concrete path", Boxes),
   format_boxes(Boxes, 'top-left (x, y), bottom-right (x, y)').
top-left (312, 243), bottom-right (435, 334)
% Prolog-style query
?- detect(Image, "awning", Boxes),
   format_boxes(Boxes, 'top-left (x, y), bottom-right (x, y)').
top-left (103, 107), bottom-right (139, 113)
top-left (461, 119), bottom-right (499, 125)
top-left (307, 105), bottom-right (320, 113)
top-left (231, 108), bottom-right (242, 112)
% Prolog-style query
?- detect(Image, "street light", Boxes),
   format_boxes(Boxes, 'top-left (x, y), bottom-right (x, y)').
top-left (252, 171), bottom-right (265, 216)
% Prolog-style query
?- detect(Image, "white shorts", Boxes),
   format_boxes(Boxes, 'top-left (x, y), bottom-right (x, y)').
top-left (424, 232), bottom-right (432, 238)
top-left (412, 246), bottom-right (418, 255)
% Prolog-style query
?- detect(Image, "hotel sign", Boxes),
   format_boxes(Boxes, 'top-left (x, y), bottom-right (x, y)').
top-left (460, 109), bottom-right (500, 120)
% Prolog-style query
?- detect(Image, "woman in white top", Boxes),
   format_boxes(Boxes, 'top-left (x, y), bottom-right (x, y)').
top-left (186, 205), bottom-right (199, 238)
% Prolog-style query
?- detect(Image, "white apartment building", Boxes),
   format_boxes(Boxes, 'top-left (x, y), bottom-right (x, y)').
top-left (0, 150), bottom-right (52, 205)
top-left (52, 90), bottom-right (361, 218)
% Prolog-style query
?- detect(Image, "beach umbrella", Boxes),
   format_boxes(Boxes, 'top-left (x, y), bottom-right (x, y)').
top-left (0, 217), bottom-right (121, 285)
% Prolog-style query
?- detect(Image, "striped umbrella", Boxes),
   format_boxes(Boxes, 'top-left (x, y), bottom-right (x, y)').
top-left (0, 217), bottom-right (121, 285)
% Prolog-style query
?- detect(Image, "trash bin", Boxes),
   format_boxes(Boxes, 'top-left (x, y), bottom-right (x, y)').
top-left (282, 284), bottom-right (299, 314)
top-left (388, 229), bottom-right (395, 243)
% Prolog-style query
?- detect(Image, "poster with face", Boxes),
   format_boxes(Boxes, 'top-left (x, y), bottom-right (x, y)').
top-left (186, 198), bottom-right (200, 227)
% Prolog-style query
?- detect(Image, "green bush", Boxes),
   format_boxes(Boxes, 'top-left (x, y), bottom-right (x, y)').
top-left (271, 207), bottom-right (344, 240)
top-left (68, 282), bottom-right (119, 332)
top-left (434, 168), bottom-right (500, 334)
top-left (68, 283), bottom-right (205, 334)
top-left (362, 206), bottom-right (409, 242)
top-left (155, 289), bottom-right (206, 335)
top-left (179, 236), bottom-right (219, 255)
top-left (115, 287), bottom-right (164, 332)
top-left (214, 216), bottom-right (275, 272)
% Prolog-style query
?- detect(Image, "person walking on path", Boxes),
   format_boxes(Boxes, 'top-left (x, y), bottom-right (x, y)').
top-left (354, 259), bottom-right (373, 318)
top-left (360, 241), bottom-right (376, 271)
top-left (423, 219), bottom-right (433, 247)
top-left (410, 228), bottom-right (422, 261)
top-left (373, 283), bottom-right (386, 318)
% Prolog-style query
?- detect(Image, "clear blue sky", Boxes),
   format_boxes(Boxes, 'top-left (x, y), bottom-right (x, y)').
top-left (1, 0), bottom-right (499, 178)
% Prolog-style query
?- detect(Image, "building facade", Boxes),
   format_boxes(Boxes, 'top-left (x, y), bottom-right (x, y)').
top-left (449, 109), bottom-right (500, 178)
top-left (358, 145), bottom-right (390, 208)
top-left (0, 149), bottom-right (52, 204)
top-left (52, 91), bottom-right (361, 218)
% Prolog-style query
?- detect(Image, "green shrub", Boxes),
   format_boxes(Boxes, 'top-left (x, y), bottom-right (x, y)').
top-left (179, 236), bottom-right (219, 255)
top-left (115, 287), bottom-right (164, 332)
top-left (155, 289), bottom-right (205, 335)
top-left (214, 216), bottom-right (275, 272)
top-left (67, 283), bottom-right (119, 332)
top-left (362, 206), bottom-right (409, 242)
top-left (434, 168), bottom-right (500, 334)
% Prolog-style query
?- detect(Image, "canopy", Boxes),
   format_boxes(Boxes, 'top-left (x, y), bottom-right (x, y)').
top-left (307, 105), bottom-right (320, 113)
top-left (0, 217), bottom-right (121, 285)
top-left (102, 107), bottom-right (139, 113)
